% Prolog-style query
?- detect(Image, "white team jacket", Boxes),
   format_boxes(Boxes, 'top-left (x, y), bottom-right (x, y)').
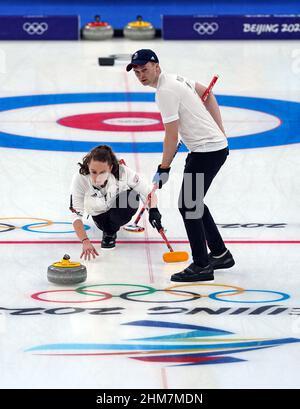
top-left (69, 164), bottom-right (152, 222)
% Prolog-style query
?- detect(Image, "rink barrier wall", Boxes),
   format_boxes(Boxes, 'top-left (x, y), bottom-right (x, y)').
top-left (162, 14), bottom-right (300, 40)
top-left (0, 15), bottom-right (79, 40)
top-left (0, 0), bottom-right (299, 28)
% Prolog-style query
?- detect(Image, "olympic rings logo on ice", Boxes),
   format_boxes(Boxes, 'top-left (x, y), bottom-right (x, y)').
top-left (0, 217), bottom-right (90, 234)
top-left (193, 22), bottom-right (219, 35)
top-left (23, 22), bottom-right (48, 35)
top-left (31, 283), bottom-right (290, 304)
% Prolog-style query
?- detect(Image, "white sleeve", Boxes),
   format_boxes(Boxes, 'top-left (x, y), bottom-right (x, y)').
top-left (123, 166), bottom-right (152, 203)
top-left (69, 173), bottom-right (86, 223)
top-left (156, 88), bottom-right (180, 124)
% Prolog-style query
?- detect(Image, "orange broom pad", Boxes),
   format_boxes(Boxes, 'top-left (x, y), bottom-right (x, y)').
top-left (163, 251), bottom-right (189, 263)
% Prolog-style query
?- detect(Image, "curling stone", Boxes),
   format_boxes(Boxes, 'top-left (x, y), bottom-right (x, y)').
top-left (98, 57), bottom-right (115, 66)
top-left (123, 15), bottom-right (155, 40)
top-left (82, 15), bottom-right (114, 41)
top-left (47, 254), bottom-right (87, 285)
top-left (98, 54), bottom-right (132, 66)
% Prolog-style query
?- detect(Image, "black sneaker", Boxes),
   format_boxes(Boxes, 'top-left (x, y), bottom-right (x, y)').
top-left (208, 250), bottom-right (235, 270)
top-left (171, 263), bottom-right (214, 282)
top-left (101, 232), bottom-right (117, 249)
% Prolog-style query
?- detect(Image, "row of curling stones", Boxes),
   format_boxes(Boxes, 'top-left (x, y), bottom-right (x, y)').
top-left (82, 15), bottom-right (155, 41)
top-left (47, 254), bottom-right (87, 285)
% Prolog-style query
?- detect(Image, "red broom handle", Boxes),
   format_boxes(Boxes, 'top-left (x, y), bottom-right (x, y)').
top-left (201, 75), bottom-right (219, 102)
top-left (119, 158), bottom-right (158, 226)
top-left (133, 184), bottom-right (158, 225)
top-left (157, 227), bottom-right (174, 253)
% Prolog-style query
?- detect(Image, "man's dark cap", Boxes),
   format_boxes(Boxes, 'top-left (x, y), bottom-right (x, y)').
top-left (126, 49), bottom-right (159, 72)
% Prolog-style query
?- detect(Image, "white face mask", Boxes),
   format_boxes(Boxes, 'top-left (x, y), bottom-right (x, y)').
top-left (94, 172), bottom-right (109, 187)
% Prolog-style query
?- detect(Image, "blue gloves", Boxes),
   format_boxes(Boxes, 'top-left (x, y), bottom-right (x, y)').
top-left (152, 165), bottom-right (171, 189)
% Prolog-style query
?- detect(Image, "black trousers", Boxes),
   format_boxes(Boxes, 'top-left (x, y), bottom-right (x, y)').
top-left (92, 189), bottom-right (139, 235)
top-left (178, 147), bottom-right (229, 267)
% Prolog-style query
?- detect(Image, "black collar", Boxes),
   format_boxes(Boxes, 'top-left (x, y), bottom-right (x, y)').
top-left (92, 180), bottom-right (108, 190)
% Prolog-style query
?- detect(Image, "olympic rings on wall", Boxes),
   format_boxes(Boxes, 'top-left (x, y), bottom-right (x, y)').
top-left (23, 22), bottom-right (48, 35)
top-left (0, 218), bottom-right (90, 234)
top-left (193, 22), bottom-right (219, 35)
top-left (31, 283), bottom-right (290, 304)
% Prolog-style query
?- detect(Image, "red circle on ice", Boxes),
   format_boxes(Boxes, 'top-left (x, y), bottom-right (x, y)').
top-left (57, 111), bottom-right (164, 132)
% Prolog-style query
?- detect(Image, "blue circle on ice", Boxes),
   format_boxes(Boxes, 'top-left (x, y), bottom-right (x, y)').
top-left (0, 93), bottom-right (299, 152)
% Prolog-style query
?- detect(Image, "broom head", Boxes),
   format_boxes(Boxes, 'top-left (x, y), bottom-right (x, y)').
top-left (124, 225), bottom-right (145, 232)
top-left (163, 251), bottom-right (189, 263)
